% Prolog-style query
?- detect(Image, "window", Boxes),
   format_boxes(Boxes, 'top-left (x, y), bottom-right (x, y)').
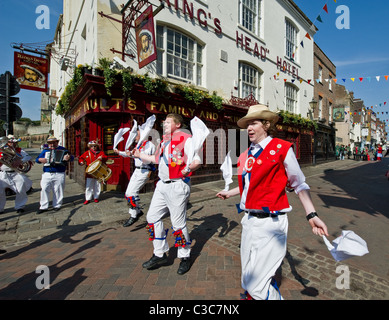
top-left (318, 65), bottom-right (323, 83)
top-left (285, 83), bottom-right (298, 113)
top-left (239, 62), bottom-right (262, 100)
top-left (239, 0), bottom-right (261, 35)
top-left (329, 102), bottom-right (333, 122)
top-left (286, 19), bottom-right (297, 60)
top-left (156, 25), bottom-right (203, 85)
top-left (329, 75), bottom-right (333, 91)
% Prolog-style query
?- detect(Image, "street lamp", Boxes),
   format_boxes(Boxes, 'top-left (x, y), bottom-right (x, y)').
top-left (309, 97), bottom-right (317, 111)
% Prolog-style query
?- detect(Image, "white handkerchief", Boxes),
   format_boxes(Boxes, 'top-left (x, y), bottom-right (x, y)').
top-left (113, 128), bottom-right (131, 150)
top-left (323, 230), bottom-right (369, 262)
top-left (220, 150), bottom-right (233, 191)
top-left (125, 120), bottom-right (138, 151)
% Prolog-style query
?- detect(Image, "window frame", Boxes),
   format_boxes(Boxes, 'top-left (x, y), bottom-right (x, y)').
top-left (156, 25), bottom-right (204, 86)
top-left (285, 82), bottom-right (298, 114)
top-left (285, 19), bottom-right (298, 61)
top-left (239, 0), bottom-right (261, 36)
top-left (239, 62), bottom-right (262, 101)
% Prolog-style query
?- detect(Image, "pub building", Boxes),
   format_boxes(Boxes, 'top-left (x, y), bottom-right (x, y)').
top-left (50, 0), bottom-right (318, 191)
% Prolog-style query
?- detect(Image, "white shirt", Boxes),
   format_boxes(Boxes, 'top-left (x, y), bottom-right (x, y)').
top-left (240, 136), bottom-right (310, 212)
top-left (158, 137), bottom-right (201, 181)
top-left (118, 141), bottom-right (156, 168)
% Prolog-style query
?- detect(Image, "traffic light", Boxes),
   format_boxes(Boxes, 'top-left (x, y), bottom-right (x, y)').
top-left (0, 71), bottom-right (22, 132)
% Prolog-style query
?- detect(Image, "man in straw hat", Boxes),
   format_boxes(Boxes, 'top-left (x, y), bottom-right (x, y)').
top-left (35, 135), bottom-right (73, 214)
top-left (78, 140), bottom-right (108, 205)
top-left (217, 104), bottom-right (329, 300)
top-left (0, 135), bottom-right (33, 214)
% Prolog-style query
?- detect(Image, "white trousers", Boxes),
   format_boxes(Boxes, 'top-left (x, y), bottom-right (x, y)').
top-left (240, 213), bottom-right (288, 300)
top-left (0, 171), bottom-right (32, 211)
top-left (85, 177), bottom-right (101, 201)
top-left (39, 172), bottom-right (65, 210)
top-left (125, 168), bottom-right (150, 218)
top-left (146, 179), bottom-right (191, 258)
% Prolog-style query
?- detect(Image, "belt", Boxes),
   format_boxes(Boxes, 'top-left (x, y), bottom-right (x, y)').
top-left (135, 166), bottom-right (150, 170)
top-left (162, 180), bottom-right (178, 184)
top-left (248, 211), bottom-right (286, 219)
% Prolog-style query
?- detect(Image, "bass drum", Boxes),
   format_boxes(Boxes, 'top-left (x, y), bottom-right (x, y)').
top-left (85, 160), bottom-right (112, 184)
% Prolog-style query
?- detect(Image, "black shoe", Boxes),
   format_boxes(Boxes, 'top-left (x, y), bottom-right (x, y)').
top-left (177, 258), bottom-right (191, 275)
top-left (16, 209), bottom-right (24, 214)
top-left (0, 249), bottom-right (6, 254)
top-left (123, 217), bottom-right (137, 227)
top-left (37, 209), bottom-right (48, 214)
top-left (0, 211), bottom-right (5, 215)
top-left (53, 207), bottom-right (61, 212)
top-left (142, 253), bottom-right (168, 270)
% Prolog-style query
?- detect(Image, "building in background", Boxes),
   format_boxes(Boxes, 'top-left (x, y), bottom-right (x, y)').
top-left (334, 83), bottom-right (355, 150)
top-left (47, 0), bottom-right (321, 190)
top-left (312, 42), bottom-right (336, 163)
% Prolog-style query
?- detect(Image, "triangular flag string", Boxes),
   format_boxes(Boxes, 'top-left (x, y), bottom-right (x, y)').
top-left (292, 1), bottom-right (332, 58)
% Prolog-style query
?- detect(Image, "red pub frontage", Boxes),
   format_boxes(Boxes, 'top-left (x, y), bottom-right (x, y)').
top-left (64, 73), bottom-right (314, 192)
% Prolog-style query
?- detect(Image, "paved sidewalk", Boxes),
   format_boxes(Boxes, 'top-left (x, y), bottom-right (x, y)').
top-left (0, 149), bottom-right (388, 300)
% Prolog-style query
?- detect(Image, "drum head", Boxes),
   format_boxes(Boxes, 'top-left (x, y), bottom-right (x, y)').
top-left (86, 160), bottom-right (101, 174)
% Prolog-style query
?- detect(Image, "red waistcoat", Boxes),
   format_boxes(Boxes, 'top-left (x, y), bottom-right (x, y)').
top-left (237, 138), bottom-right (292, 212)
top-left (156, 130), bottom-right (193, 180)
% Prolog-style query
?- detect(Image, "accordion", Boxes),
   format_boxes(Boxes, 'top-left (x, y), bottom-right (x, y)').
top-left (44, 149), bottom-right (69, 166)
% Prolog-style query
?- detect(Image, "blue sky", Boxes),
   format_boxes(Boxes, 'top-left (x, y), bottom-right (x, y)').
top-left (1, 0), bottom-right (389, 130)
top-left (293, 0), bottom-right (389, 129)
top-left (0, 0), bottom-right (62, 121)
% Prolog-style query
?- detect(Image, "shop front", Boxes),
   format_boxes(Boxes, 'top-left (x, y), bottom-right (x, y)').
top-left (64, 73), bottom-right (316, 191)
top-left (64, 73), bottom-right (248, 191)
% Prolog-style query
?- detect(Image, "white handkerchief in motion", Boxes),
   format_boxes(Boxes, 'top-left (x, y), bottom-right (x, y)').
top-left (323, 230), bottom-right (369, 262)
top-left (220, 150), bottom-right (233, 191)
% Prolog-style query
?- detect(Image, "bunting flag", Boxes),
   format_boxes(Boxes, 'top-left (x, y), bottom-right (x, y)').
top-left (292, 1), bottom-right (334, 58)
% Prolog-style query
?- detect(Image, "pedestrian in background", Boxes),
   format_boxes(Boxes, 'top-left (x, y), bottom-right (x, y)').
top-left (340, 144), bottom-right (345, 160)
top-left (217, 104), bottom-right (329, 300)
top-left (376, 144), bottom-right (383, 161)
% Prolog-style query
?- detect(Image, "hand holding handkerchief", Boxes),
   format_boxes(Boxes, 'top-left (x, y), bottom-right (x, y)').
top-left (323, 230), bottom-right (369, 261)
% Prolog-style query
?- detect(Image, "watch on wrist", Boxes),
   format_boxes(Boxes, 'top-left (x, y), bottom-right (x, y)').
top-left (306, 212), bottom-right (318, 221)
top-left (186, 167), bottom-right (191, 172)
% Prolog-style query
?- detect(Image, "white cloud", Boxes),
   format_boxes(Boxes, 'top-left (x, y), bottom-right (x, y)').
top-left (334, 57), bottom-right (389, 67)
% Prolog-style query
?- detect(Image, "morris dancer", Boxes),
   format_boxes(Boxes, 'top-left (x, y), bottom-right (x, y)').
top-left (216, 104), bottom-right (329, 300)
top-left (0, 135), bottom-right (33, 214)
top-left (114, 130), bottom-right (156, 227)
top-left (132, 113), bottom-right (202, 275)
top-left (78, 140), bottom-right (108, 204)
top-left (36, 136), bottom-right (73, 214)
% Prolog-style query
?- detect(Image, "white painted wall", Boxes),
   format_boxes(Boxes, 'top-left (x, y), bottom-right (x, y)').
top-left (49, 0), bottom-right (316, 140)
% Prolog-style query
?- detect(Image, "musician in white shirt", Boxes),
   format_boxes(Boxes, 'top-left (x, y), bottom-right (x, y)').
top-left (0, 135), bottom-right (33, 214)
top-left (35, 136), bottom-right (73, 214)
top-left (114, 131), bottom-right (156, 227)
